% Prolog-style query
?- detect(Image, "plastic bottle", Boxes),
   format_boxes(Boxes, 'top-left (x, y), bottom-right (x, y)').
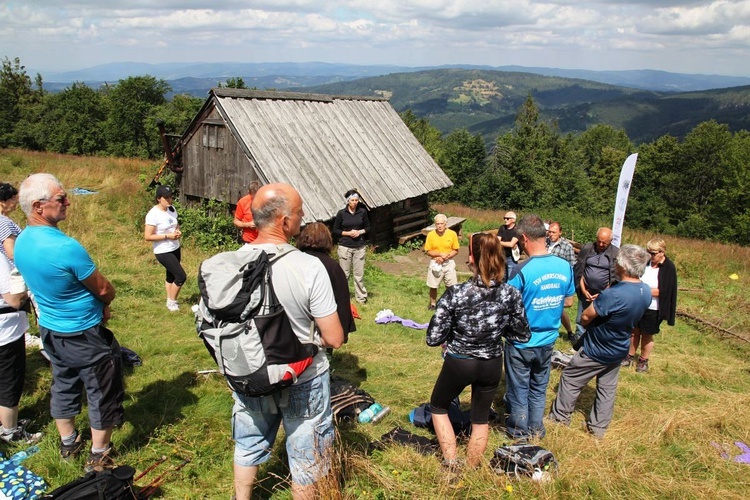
top-left (10, 445), bottom-right (40, 465)
top-left (358, 403), bottom-right (382, 423)
top-left (370, 406), bottom-right (391, 424)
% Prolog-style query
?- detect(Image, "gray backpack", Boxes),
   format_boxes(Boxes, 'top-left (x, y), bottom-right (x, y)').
top-left (196, 246), bottom-right (318, 396)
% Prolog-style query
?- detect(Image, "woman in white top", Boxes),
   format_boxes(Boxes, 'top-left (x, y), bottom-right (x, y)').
top-left (144, 185), bottom-right (185, 312)
top-left (622, 238), bottom-right (678, 373)
top-left (0, 255), bottom-right (42, 444)
top-left (0, 183), bottom-right (22, 264)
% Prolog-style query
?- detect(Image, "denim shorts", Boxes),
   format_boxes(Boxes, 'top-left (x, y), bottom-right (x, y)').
top-left (232, 371), bottom-right (333, 486)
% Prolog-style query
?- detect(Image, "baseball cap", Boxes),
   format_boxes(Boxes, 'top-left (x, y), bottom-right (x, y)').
top-left (156, 185), bottom-right (174, 199)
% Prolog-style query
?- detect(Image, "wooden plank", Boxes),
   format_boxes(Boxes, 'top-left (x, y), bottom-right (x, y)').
top-left (393, 218), bottom-right (428, 234)
top-left (392, 210), bottom-right (430, 225)
top-left (398, 231), bottom-right (426, 245)
top-left (421, 217), bottom-right (466, 235)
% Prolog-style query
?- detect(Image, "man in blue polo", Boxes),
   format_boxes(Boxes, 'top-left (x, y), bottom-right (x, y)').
top-left (504, 214), bottom-right (575, 440)
top-left (15, 173), bottom-right (123, 473)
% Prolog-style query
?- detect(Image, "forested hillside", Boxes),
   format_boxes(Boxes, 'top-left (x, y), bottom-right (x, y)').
top-left (301, 69), bottom-right (750, 145)
top-left (2, 56), bottom-right (748, 246)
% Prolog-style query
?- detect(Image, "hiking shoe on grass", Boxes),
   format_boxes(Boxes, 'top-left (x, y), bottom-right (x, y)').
top-left (60, 434), bottom-right (84, 461)
top-left (166, 299), bottom-right (179, 312)
top-left (636, 358), bottom-right (649, 373)
top-left (84, 445), bottom-right (117, 473)
top-left (25, 334), bottom-right (43, 349)
top-left (621, 354), bottom-right (634, 367)
top-left (1, 420), bottom-right (43, 444)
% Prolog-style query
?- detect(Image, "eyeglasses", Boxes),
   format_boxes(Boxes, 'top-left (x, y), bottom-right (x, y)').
top-left (39, 194), bottom-right (68, 204)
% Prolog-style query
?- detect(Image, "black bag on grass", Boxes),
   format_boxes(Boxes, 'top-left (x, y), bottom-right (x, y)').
top-left (42, 465), bottom-right (136, 499)
top-left (409, 398), bottom-right (472, 436)
top-left (330, 376), bottom-right (375, 422)
top-left (491, 445), bottom-right (558, 478)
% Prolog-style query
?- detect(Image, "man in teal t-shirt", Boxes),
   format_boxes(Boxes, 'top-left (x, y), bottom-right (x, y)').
top-left (505, 214), bottom-right (575, 440)
top-left (15, 173), bottom-right (123, 473)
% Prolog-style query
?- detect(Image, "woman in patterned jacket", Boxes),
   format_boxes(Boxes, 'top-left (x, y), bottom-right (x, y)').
top-left (426, 232), bottom-right (531, 470)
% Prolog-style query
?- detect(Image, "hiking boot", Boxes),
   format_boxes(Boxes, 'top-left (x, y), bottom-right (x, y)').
top-left (621, 354), bottom-right (634, 367)
top-left (1, 420), bottom-right (43, 445)
top-left (60, 434), bottom-right (84, 461)
top-left (84, 444), bottom-right (117, 473)
top-left (636, 358), bottom-right (649, 373)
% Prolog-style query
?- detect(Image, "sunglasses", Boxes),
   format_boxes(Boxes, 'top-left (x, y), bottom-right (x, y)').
top-left (40, 195), bottom-right (68, 204)
top-left (648, 251), bottom-right (661, 256)
top-left (503, 217), bottom-right (514, 220)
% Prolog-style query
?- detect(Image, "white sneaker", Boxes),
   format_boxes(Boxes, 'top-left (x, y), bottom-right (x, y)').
top-left (25, 334), bottom-right (43, 349)
top-left (166, 299), bottom-right (179, 312)
top-left (1, 420), bottom-right (43, 444)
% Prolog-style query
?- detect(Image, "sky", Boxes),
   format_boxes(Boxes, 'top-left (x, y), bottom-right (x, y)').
top-left (2, 0), bottom-right (750, 77)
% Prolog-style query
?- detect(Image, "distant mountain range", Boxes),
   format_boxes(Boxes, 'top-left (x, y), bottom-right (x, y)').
top-left (38, 61), bottom-right (750, 95)
top-left (36, 62), bottom-right (750, 145)
top-left (295, 69), bottom-right (750, 144)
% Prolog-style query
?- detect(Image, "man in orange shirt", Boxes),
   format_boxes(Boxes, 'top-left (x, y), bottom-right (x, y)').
top-left (233, 181), bottom-right (261, 244)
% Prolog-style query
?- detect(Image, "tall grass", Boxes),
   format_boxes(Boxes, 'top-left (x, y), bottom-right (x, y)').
top-left (2, 149), bottom-right (749, 499)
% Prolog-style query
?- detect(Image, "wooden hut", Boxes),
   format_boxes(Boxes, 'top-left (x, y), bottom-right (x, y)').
top-left (176, 88), bottom-right (453, 248)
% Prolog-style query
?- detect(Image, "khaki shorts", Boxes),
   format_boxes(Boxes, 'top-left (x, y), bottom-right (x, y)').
top-left (426, 259), bottom-right (457, 288)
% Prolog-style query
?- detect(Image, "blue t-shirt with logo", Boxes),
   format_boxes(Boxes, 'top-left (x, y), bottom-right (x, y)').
top-left (508, 254), bottom-right (575, 348)
top-left (583, 281), bottom-right (652, 364)
top-left (15, 226), bottom-right (103, 334)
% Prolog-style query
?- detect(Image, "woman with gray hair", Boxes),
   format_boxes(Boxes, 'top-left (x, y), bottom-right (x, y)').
top-left (548, 244), bottom-right (652, 439)
top-left (622, 238), bottom-right (677, 373)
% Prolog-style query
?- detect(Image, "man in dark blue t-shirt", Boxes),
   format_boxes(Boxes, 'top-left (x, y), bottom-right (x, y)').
top-left (548, 244), bottom-right (651, 439)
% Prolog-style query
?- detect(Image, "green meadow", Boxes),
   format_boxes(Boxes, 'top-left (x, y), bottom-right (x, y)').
top-left (1, 150), bottom-right (749, 499)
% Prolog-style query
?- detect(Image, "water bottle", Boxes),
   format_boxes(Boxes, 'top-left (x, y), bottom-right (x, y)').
top-left (10, 445), bottom-right (40, 465)
top-left (358, 403), bottom-right (382, 423)
top-left (371, 406), bottom-right (391, 424)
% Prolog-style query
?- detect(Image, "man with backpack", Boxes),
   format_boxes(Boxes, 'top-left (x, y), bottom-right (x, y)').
top-left (231, 183), bottom-right (344, 500)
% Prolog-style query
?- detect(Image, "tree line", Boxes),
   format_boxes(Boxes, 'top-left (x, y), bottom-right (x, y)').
top-left (404, 98), bottom-right (750, 246)
top-left (2, 56), bottom-right (748, 245)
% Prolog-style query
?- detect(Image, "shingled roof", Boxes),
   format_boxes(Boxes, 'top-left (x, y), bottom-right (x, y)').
top-left (203, 88), bottom-right (452, 223)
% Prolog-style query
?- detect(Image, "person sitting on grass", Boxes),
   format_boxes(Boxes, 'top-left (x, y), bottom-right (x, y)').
top-left (426, 232), bottom-right (530, 471)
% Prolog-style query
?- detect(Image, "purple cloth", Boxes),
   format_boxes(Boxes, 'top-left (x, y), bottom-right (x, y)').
top-left (375, 315), bottom-right (429, 330)
top-left (734, 441), bottom-right (750, 464)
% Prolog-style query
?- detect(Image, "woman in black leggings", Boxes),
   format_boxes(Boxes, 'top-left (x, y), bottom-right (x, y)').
top-left (144, 185), bottom-right (185, 312)
top-left (426, 233), bottom-right (530, 469)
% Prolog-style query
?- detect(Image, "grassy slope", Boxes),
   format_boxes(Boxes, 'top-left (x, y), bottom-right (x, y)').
top-left (1, 150), bottom-right (749, 499)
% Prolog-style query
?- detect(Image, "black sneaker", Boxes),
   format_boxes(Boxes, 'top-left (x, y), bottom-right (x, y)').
top-left (84, 444), bottom-right (117, 473)
top-left (60, 434), bottom-right (84, 461)
top-left (427, 304), bottom-right (436, 310)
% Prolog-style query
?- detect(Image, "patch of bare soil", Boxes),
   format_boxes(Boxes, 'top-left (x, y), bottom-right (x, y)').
top-left (373, 246), bottom-right (473, 278)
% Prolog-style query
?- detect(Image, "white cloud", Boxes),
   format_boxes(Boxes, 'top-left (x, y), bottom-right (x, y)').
top-left (0, 1), bottom-right (748, 76)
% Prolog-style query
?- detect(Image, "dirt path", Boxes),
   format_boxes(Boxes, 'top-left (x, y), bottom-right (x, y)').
top-left (373, 246), bottom-right (473, 278)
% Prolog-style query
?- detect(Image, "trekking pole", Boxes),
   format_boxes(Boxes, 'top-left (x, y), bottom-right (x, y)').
top-left (134, 455), bottom-right (167, 482)
top-left (138, 458), bottom-right (190, 499)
